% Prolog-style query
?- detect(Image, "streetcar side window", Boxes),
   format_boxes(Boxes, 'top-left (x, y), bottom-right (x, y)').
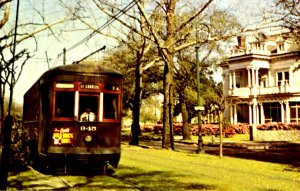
top-left (103, 94), bottom-right (118, 119)
top-left (55, 91), bottom-right (75, 118)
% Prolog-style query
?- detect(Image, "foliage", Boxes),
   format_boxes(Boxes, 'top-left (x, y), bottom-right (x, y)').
top-left (62, 0), bottom-right (240, 148)
top-left (273, 0), bottom-right (300, 42)
top-left (257, 122), bottom-right (300, 131)
top-left (270, 0), bottom-right (300, 73)
top-left (0, 1), bottom-right (71, 132)
top-left (190, 123), bottom-right (245, 137)
top-left (101, 47), bottom-right (136, 112)
top-left (140, 96), bottom-right (161, 124)
top-left (8, 115), bottom-right (31, 171)
top-left (141, 122), bottom-right (250, 138)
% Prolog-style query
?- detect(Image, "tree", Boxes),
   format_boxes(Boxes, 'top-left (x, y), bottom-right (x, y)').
top-left (135, 0), bottom-right (216, 150)
top-left (273, 0), bottom-right (300, 39)
top-left (272, 0), bottom-right (300, 71)
top-left (62, 0), bottom-right (242, 150)
top-left (60, 0), bottom-right (161, 146)
top-left (0, 0), bottom-right (70, 134)
top-left (172, 8), bottom-right (240, 142)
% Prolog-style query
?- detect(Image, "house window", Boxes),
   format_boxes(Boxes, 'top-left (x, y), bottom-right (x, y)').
top-left (279, 43), bottom-right (285, 51)
top-left (290, 102), bottom-right (300, 123)
top-left (277, 71), bottom-right (289, 86)
top-left (263, 103), bottom-right (281, 123)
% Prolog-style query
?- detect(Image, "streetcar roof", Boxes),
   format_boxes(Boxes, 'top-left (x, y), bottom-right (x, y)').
top-left (24, 63), bottom-right (122, 98)
top-left (43, 63), bottom-right (123, 78)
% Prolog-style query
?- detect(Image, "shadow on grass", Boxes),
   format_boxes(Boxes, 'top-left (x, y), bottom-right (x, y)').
top-left (204, 143), bottom-right (300, 170)
top-left (110, 165), bottom-right (218, 191)
top-left (8, 165), bottom-right (218, 191)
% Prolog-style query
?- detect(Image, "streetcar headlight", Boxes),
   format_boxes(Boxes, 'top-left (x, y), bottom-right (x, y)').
top-left (84, 134), bottom-right (93, 142)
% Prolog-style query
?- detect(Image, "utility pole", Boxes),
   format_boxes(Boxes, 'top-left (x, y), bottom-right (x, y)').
top-left (195, 28), bottom-right (204, 154)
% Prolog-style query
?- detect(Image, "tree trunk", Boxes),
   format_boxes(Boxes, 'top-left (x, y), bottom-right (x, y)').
top-left (180, 91), bottom-right (191, 140)
top-left (161, 0), bottom-right (176, 149)
top-left (0, 83), bottom-right (4, 137)
top-left (162, 64), bottom-right (172, 149)
top-left (130, 52), bottom-right (143, 145)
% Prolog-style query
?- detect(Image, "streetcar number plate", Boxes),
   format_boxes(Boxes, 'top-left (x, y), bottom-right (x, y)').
top-left (80, 126), bottom-right (97, 131)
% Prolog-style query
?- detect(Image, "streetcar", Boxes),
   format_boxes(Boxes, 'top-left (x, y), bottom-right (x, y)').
top-left (23, 63), bottom-right (123, 173)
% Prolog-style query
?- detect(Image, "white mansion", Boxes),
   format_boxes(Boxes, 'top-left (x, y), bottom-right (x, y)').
top-left (221, 30), bottom-right (300, 126)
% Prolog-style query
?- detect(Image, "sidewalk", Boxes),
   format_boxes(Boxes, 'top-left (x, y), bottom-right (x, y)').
top-left (173, 135), bottom-right (300, 149)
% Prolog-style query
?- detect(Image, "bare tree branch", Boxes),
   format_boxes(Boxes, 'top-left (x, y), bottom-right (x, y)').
top-left (0, 1), bottom-right (11, 29)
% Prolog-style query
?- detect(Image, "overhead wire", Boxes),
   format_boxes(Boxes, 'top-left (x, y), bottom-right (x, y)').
top-left (65, 0), bottom-right (136, 53)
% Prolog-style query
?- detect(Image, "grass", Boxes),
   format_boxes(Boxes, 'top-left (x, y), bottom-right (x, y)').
top-left (115, 143), bottom-right (300, 191)
top-left (178, 133), bottom-right (250, 144)
top-left (6, 131), bottom-right (300, 190)
top-left (7, 145), bottom-right (300, 191)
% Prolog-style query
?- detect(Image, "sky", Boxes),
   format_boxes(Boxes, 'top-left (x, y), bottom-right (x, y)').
top-left (12, 0), bottom-right (117, 104)
top-left (10, 0), bottom-right (270, 104)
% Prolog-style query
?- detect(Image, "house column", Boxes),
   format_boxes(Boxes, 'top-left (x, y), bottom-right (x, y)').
top-left (229, 72), bottom-right (233, 89)
top-left (230, 104), bottom-right (233, 124)
top-left (280, 101), bottom-right (285, 123)
top-left (255, 68), bottom-right (259, 87)
top-left (251, 68), bottom-right (255, 88)
top-left (253, 102), bottom-right (257, 125)
top-left (234, 104), bottom-right (237, 125)
top-left (268, 70), bottom-right (271, 87)
top-left (285, 101), bottom-right (290, 123)
top-left (247, 67), bottom-right (251, 87)
top-left (249, 103), bottom-right (253, 125)
top-left (289, 66), bottom-right (293, 86)
top-left (259, 102), bottom-right (265, 124)
top-left (256, 102), bottom-right (260, 124)
top-left (233, 70), bottom-right (236, 89)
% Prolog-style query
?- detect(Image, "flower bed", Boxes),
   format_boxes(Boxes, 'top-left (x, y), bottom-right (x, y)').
top-left (142, 123), bottom-right (250, 137)
top-left (257, 122), bottom-right (300, 131)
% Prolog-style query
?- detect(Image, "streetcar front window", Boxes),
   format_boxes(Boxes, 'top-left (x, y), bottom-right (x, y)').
top-left (55, 91), bottom-right (74, 118)
top-left (103, 94), bottom-right (118, 119)
top-left (79, 95), bottom-right (99, 122)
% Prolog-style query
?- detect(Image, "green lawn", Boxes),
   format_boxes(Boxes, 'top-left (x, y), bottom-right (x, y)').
top-left (115, 143), bottom-right (300, 191)
top-left (7, 141), bottom-right (300, 190)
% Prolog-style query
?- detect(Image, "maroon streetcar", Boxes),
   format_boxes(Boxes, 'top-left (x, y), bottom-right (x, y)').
top-left (23, 63), bottom-right (123, 173)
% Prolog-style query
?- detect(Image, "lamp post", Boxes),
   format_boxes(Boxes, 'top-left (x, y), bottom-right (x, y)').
top-left (195, 28), bottom-right (204, 153)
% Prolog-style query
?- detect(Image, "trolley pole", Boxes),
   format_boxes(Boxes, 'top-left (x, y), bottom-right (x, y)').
top-left (63, 48), bottom-right (66, 65)
top-left (195, 28), bottom-right (204, 154)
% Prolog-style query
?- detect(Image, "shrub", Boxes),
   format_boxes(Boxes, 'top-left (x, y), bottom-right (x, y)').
top-left (143, 125), bottom-right (154, 132)
top-left (153, 124), bottom-right (163, 134)
top-left (234, 123), bottom-right (250, 134)
top-left (173, 124), bottom-right (183, 135)
top-left (8, 119), bottom-right (31, 171)
top-left (257, 122), bottom-right (300, 131)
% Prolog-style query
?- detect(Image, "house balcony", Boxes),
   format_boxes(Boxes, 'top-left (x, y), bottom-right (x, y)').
top-left (228, 85), bottom-right (300, 97)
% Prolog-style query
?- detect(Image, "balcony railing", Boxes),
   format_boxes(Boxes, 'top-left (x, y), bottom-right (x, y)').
top-left (227, 85), bottom-right (300, 97)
